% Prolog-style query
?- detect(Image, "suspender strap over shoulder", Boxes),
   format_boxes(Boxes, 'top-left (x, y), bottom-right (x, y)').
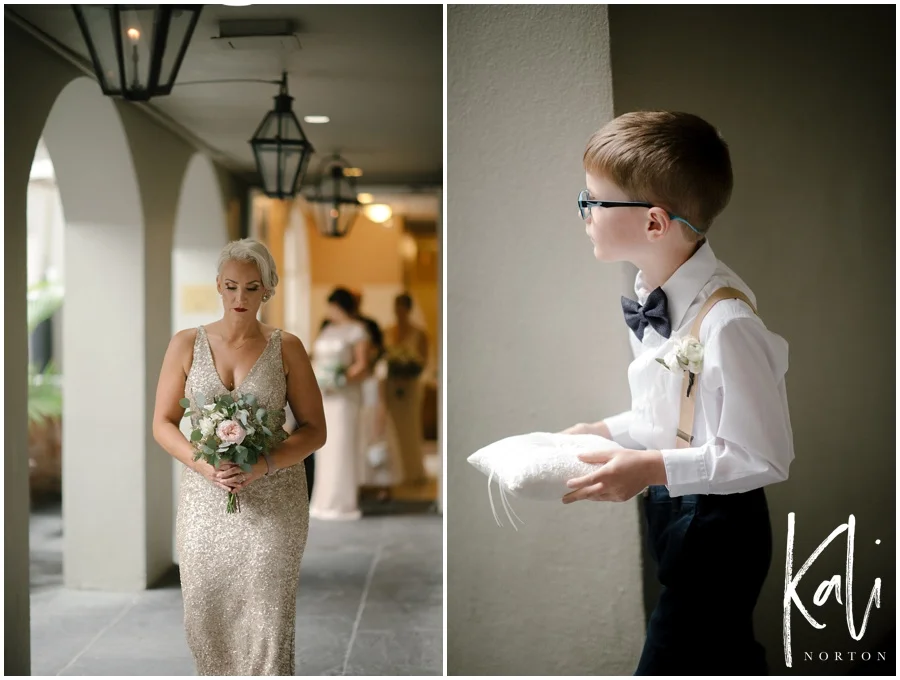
top-left (674, 287), bottom-right (758, 449)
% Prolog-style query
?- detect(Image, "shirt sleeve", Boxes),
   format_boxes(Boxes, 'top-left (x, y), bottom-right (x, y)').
top-left (602, 410), bottom-right (645, 450)
top-left (349, 322), bottom-right (369, 345)
top-left (659, 316), bottom-right (795, 496)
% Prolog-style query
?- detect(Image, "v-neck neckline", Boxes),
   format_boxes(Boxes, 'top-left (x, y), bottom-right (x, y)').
top-left (202, 325), bottom-right (276, 394)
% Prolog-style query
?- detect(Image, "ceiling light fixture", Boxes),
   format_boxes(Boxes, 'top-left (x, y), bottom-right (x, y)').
top-left (72, 5), bottom-right (203, 101)
top-left (363, 204), bottom-right (393, 224)
top-left (306, 154), bottom-right (363, 238)
top-left (249, 71), bottom-right (315, 199)
top-left (303, 115), bottom-right (330, 124)
top-left (356, 193), bottom-right (374, 205)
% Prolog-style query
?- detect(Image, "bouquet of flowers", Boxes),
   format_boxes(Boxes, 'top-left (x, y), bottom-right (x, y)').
top-left (179, 392), bottom-right (288, 513)
top-left (385, 345), bottom-right (424, 379)
top-left (314, 360), bottom-right (348, 392)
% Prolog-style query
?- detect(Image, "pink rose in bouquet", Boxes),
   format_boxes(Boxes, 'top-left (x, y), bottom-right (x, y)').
top-left (216, 420), bottom-right (247, 446)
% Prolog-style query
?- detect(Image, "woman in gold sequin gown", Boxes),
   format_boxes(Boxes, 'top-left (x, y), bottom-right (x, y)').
top-left (152, 239), bottom-right (326, 676)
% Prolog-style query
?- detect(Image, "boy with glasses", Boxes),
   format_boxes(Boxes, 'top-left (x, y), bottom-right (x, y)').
top-left (562, 111), bottom-right (794, 674)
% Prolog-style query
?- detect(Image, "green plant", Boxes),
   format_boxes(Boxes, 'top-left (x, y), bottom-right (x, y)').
top-left (27, 280), bottom-right (64, 426)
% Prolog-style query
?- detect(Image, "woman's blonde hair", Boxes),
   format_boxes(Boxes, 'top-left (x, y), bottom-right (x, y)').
top-left (216, 238), bottom-right (279, 297)
top-left (583, 111), bottom-right (733, 240)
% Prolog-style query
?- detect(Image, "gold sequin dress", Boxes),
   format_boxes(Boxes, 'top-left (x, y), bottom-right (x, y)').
top-left (176, 326), bottom-right (309, 676)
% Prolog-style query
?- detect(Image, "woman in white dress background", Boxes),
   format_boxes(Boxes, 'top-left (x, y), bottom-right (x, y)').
top-left (309, 287), bottom-right (370, 520)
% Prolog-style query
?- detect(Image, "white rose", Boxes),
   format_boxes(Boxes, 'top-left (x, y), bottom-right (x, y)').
top-left (675, 335), bottom-right (704, 374)
top-left (211, 410), bottom-right (225, 422)
top-left (199, 417), bottom-right (216, 436)
top-left (663, 350), bottom-right (682, 372)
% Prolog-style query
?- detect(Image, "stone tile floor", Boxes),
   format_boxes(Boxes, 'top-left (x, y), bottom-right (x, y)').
top-left (29, 498), bottom-right (443, 676)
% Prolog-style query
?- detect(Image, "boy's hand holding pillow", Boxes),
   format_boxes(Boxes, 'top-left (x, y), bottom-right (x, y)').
top-left (467, 432), bottom-right (621, 529)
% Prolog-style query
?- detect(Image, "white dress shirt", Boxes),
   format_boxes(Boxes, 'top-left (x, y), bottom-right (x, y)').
top-left (603, 240), bottom-right (795, 497)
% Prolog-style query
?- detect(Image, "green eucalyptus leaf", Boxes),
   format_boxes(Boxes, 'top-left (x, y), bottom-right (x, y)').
top-left (190, 430), bottom-right (203, 442)
top-left (262, 426), bottom-right (272, 437)
top-left (239, 463), bottom-right (252, 473)
top-left (179, 397), bottom-right (191, 408)
top-left (256, 408), bottom-right (267, 422)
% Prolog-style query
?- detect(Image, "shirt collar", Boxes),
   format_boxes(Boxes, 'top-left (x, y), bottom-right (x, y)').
top-left (635, 239), bottom-right (718, 331)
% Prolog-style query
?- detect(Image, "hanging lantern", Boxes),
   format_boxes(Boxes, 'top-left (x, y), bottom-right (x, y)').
top-left (249, 72), bottom-right (316, 200)
top-left (306, 155), bottom-right (362, 238)
top-left (71, 5), bottom-right (202, 101)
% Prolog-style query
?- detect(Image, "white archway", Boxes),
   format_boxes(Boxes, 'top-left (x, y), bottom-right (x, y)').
top-left (40, 77), bottom-right (150, 590)
top-left (170, 153), bottom-right (229, 560)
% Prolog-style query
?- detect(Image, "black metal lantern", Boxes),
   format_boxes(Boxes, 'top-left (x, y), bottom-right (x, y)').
top-left (249, 72), bottom-right (316, 200)
top-left (306, 155), bottom-right (362, 238)
top-left (71, 5), bottom-right (202, 101)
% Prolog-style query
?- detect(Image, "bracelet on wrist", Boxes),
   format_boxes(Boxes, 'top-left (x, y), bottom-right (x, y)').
top-left (263, 452), bottom-right (275, 476)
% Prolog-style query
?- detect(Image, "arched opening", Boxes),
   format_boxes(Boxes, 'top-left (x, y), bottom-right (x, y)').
top-left (37, 77), bottom-right (149, 591)
top-left (27, 137), bottom-right (67, 595)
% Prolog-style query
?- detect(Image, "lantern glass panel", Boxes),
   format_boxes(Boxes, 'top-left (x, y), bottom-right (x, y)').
top-left (281, 114), bottom-right (304, 141)
top-left (78, 6), bottom-right (122, 92)
top-left (279, 147), bottom-right (303, 195)
top-left (158, 8), bottom-right (196, 86)
top-left (119, 7), bottom-right (157, 93)
top-left (253, 143), bottom-right (281, 196)
top-left (256, 112), bottom-right (280, 140)
top-left (317, 203), bottom-right (358, 237)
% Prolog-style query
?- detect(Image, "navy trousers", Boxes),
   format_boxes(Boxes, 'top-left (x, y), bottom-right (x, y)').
top-left (635, 485), bottom-right (773, 676)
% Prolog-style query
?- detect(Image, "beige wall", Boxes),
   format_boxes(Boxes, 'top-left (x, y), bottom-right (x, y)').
top-left (309, 213), bottom-right (405, 286)
top-left (307, 212), bottom-right (403, 336)
top-left (4, 22), bottom-right (248, 675)
top-left (447, 5), bottom-right (645, 675)
top-left (608, 4), bottom-right (895, 672)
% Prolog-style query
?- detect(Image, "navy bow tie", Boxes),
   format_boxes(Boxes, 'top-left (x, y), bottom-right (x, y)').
top-left (621, 287), bottom-right (671, 341)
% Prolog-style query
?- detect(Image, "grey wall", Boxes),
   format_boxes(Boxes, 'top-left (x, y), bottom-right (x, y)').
top-left (608, 4), bottom-right (895, 674)
top-left (447, 6), bottom-right (645, 675)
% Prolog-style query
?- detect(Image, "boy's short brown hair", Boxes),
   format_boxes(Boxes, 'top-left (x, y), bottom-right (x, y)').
top-left (583, 111), bottom-right (733, 240)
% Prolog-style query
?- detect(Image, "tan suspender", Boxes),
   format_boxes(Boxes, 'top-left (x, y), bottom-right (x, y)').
top-left (674, 287), bottom-right (758, 449)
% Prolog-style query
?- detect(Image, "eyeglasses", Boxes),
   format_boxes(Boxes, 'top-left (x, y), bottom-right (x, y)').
top-left (578, 189), bottom-right (703, 235)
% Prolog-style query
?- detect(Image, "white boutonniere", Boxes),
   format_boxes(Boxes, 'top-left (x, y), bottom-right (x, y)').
top-left (656, 335), bottom-right (704, 397)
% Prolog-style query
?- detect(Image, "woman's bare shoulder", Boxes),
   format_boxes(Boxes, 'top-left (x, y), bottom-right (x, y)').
top-left (279, 330), bottom-right (308, 353)
top-left (278, 330), bottom-right (311, 377)
top-left (168, 328), bottom-right (199, 375)
top-left (172, 327), bottom-right (199, 348)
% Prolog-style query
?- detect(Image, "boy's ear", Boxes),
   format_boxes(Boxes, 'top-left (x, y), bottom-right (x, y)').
top-left (646, 207), bottom-right (672, 241)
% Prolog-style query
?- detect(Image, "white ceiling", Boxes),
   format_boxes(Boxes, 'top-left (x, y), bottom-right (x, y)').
top-left (8, 4), bottom-right (443, 190)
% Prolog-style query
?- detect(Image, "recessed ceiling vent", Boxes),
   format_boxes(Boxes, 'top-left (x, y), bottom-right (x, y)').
top-left (212, 19), bottom-right (301, 52)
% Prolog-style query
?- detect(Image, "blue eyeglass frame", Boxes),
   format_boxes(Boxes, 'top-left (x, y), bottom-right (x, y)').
top-left (578, 189), bottom-right (703, 235)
